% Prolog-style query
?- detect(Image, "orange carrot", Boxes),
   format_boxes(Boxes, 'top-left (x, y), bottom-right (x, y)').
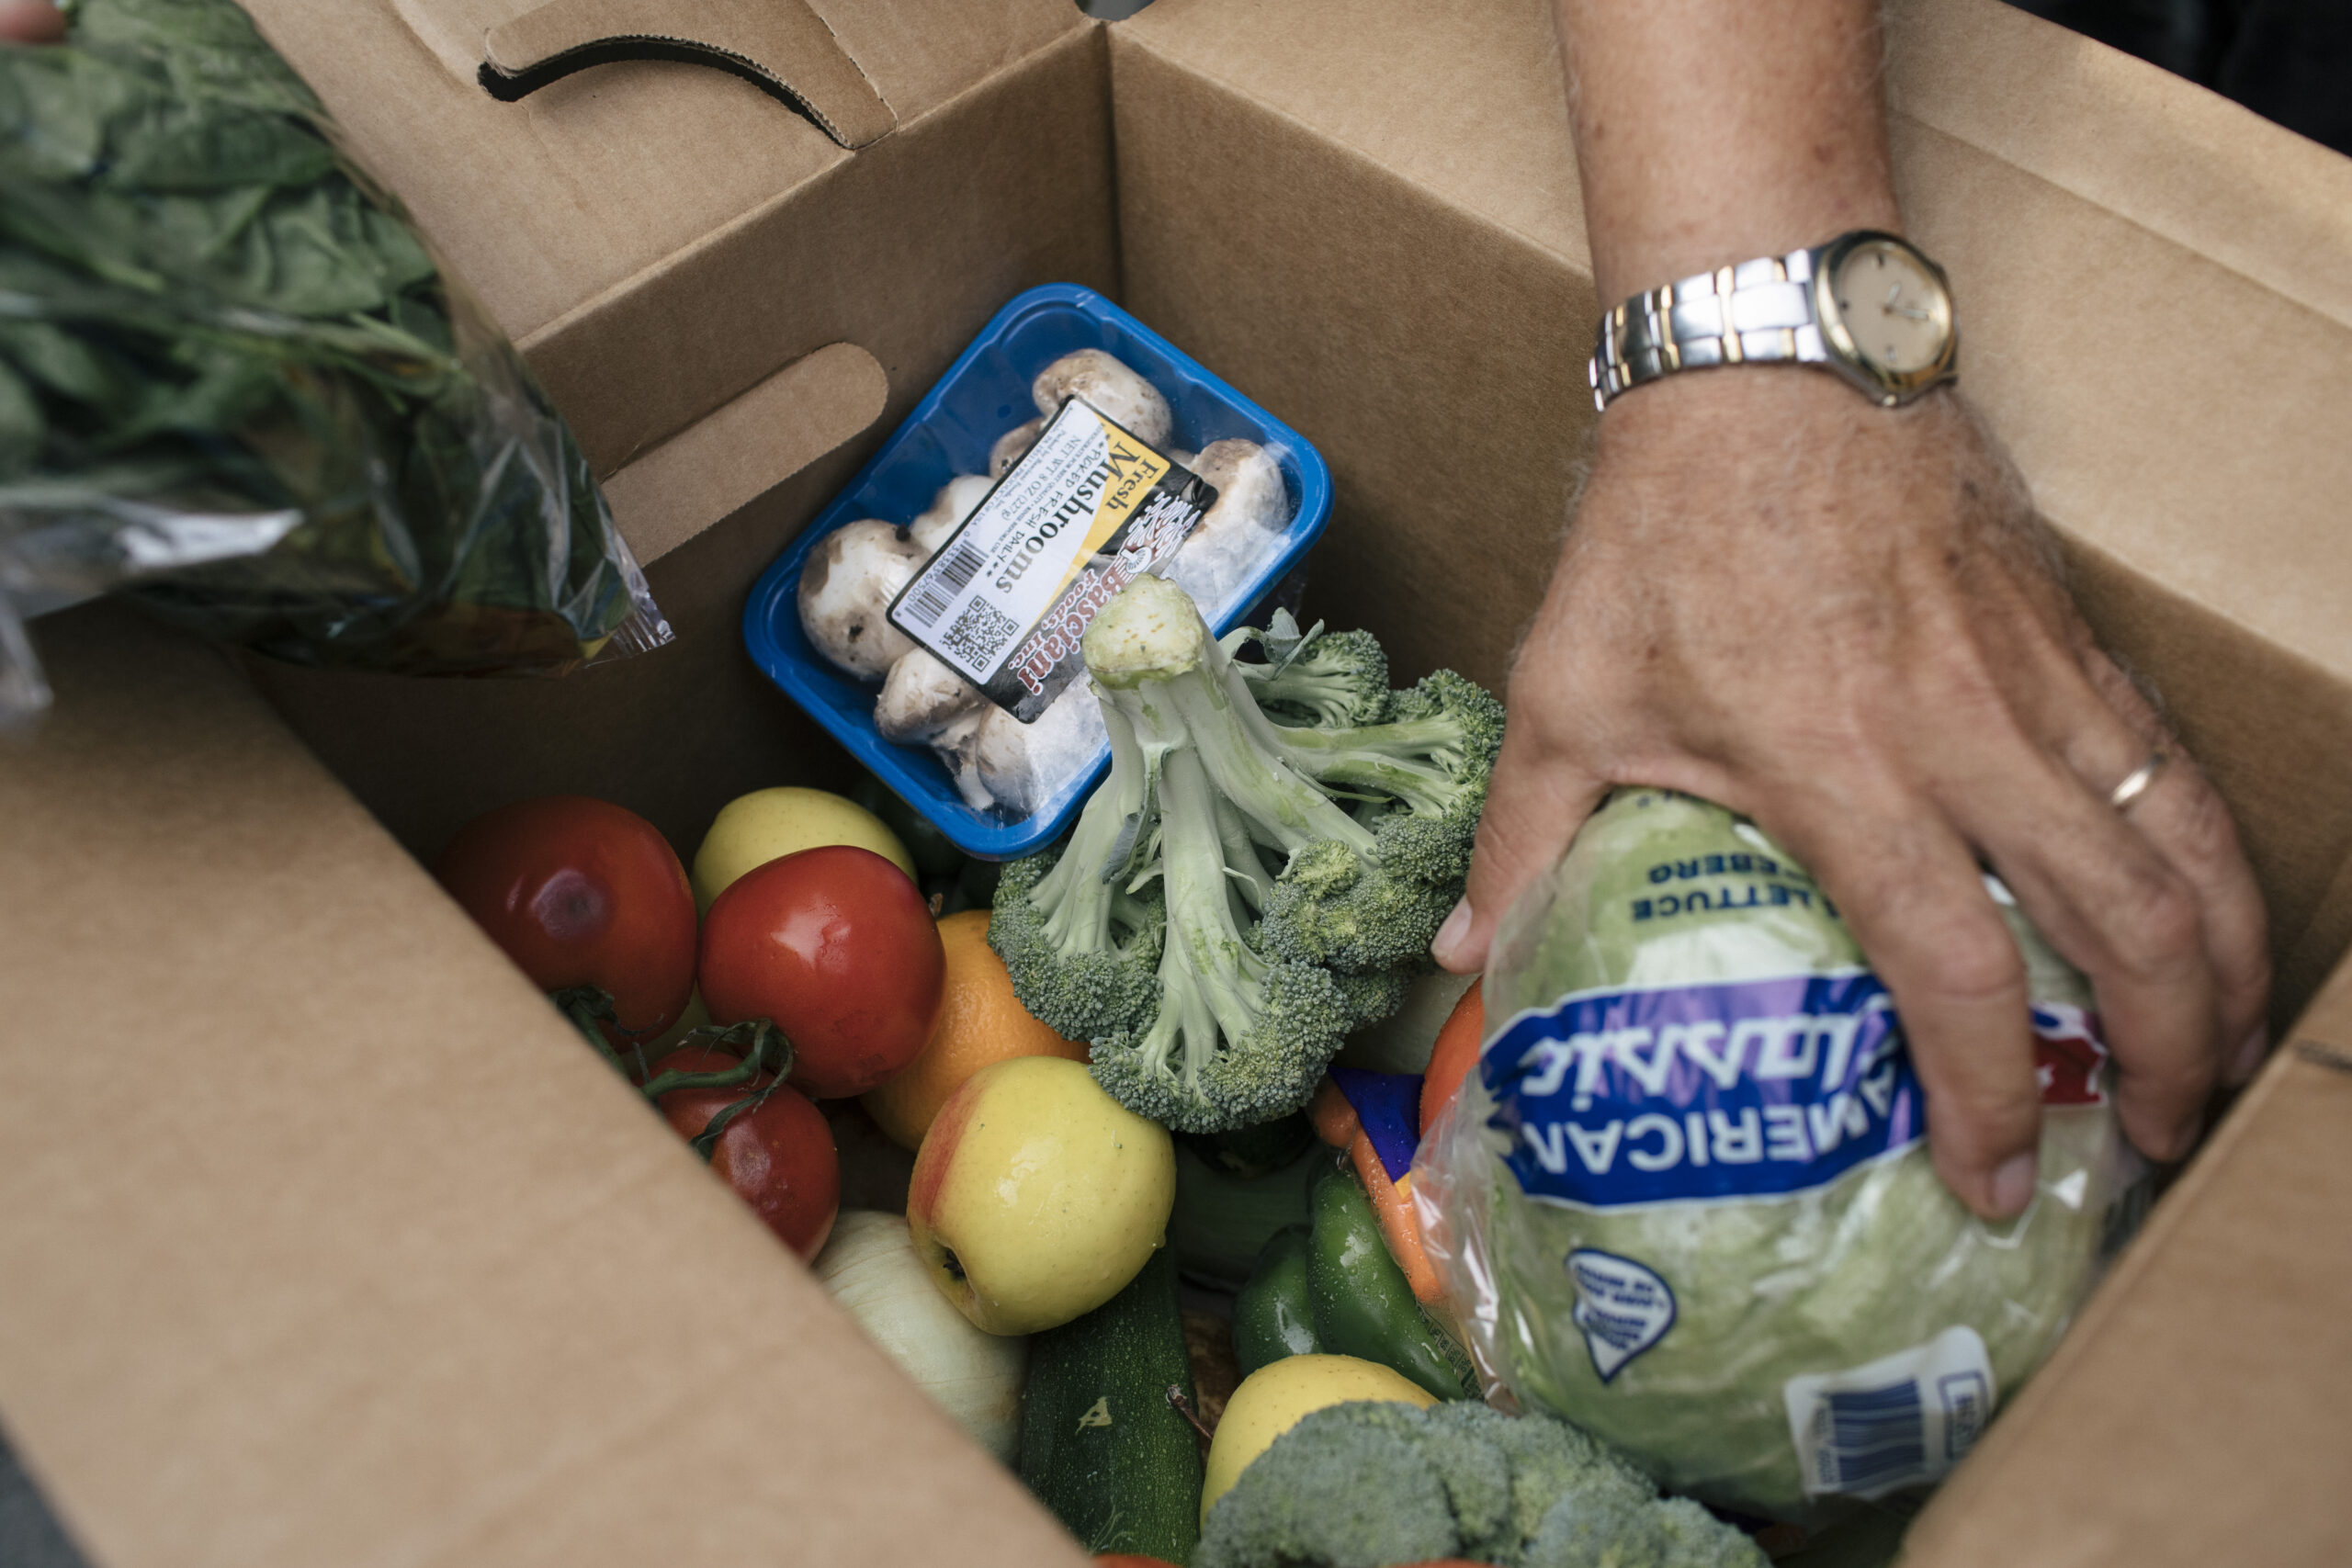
top-left (1349, 1129), bottom-right (1444, 1303)
top-left (1419, 982), bottom-right (1486, 1137)
top-left (1309, 1075), bottom-right (1360, 1147)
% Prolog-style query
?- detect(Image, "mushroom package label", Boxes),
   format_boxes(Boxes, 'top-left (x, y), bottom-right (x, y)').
top-left (887, 398), bottom-right (1214, 722)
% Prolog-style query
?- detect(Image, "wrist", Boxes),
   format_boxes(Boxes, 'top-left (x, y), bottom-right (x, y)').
top-left (1595, 370), bottom-right (1952, 472)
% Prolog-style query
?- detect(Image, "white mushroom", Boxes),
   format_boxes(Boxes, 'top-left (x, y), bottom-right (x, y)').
top-left (1189, 439), bottom-right (1289, 535)
top-left (909, 474), bottom-right (995, 557)
top-left (875, 649), bottom-right (984, 743)
top-left (1165, 439), bottom-right (1291, 616)
top-left (973, 684), bottom-right (1110, 818)
top-left (930, 708), bottom-right (997, 812)
top-left (1032, 349), bottom-right (1172, 447)
top-left (797, 519), bottom-right (925, 681)
top-left (989, 417), bottom-right (1046, 479)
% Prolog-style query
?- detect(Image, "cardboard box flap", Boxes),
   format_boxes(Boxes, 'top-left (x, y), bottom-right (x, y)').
top-left (477, 0), bottom-right (898, 150)
top-left (1884, 1), bottom-right (2352, 335)
top-left (1905, 1024), bottom-right (2352, 1566)
top-left (254, 0), bottom-right (1105, 489)
top-left (600, 339), bottom-right (888, 564)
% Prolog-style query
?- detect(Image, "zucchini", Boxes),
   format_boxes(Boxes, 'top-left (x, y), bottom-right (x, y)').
top-left (1016, 1246), bottom-right (1204, 1564)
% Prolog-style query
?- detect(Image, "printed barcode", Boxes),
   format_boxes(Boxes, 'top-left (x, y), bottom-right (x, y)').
top-left (901, 585), bottom-right (954, 629)
top-left (900, 541), bottom-right (988, 631)
top-left (1818, 1381), bottom-right (1926, 1493)
top-left (935, 540), bottom-right (986, 592)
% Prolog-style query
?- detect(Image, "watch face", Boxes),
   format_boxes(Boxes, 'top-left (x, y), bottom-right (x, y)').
top-left (1827, 239), bottom-right (1952, 378)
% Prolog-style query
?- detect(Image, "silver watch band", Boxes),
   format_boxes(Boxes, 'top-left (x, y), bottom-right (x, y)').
top-left (1586, 246), bottom-right (1826, 412)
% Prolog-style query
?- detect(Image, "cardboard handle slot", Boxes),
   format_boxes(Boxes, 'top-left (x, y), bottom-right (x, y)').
top-left (599, 341), bottom-right (889, 566)
top-left (480, 0), bottom-right (896, 149)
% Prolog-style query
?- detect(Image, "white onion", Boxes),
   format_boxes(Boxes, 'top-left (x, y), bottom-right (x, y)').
top-left (812, 1211), bottom-right (1028, 1461)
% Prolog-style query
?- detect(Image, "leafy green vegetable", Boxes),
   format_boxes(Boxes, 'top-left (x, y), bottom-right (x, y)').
top-left (1195, 1398), bottom-right (1765, 1568)
top-left (0, 0), bottom-right (662, 699)
top-left (1421, 789), bottom-right (2140, 1523)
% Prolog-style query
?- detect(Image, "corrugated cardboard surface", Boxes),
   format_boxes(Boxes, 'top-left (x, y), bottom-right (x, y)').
top-left (0, 608), bottom-right (1091, 1568)
top-left (244, 0), bottom-right (1104, 486)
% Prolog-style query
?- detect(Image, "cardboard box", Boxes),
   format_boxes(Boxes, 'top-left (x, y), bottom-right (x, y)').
top-left (2, 0), bottom-right (2346, 1563)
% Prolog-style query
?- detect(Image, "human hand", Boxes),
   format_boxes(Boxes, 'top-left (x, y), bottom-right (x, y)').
top-left (1431, 370), bottom-right (2271, 1218)
top-left (0, 1), bottom-right (64, 43)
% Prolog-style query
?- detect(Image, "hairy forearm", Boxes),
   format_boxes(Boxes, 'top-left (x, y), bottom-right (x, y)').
top-left (1555, 0), bottom-right (1901, 301)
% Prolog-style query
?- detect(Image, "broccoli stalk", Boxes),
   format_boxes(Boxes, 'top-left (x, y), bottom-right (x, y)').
top-left (991, 573), bottom-right (1504, 1133)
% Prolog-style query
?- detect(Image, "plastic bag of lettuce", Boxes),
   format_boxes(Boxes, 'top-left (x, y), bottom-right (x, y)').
top-left (1415, 788), bottom-right (2144, 1525)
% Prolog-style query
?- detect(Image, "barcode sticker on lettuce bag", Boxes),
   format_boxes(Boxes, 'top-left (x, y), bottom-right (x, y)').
top-left (1409, 789), bottom-right (2146, 1525)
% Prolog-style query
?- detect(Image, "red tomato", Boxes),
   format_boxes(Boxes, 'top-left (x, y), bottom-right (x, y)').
top-left (650, 1045), bottom-right (841, 1259)
top-left (698, 844), bottom-right (946, 1099)
top-left (435, 796), bottom-right (698, 1040)
top-left (1419, 981), bottom-right (1486, 1137)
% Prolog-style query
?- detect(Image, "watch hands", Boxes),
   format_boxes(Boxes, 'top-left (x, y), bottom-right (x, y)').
top-left (1877, 284), bottom-right (1933, 323)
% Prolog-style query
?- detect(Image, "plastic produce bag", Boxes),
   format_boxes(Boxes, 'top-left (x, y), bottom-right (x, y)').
top-left (0, 0), bottom-right (667, 728)
top-left (1413, 788), bottom-right (2144, 1524)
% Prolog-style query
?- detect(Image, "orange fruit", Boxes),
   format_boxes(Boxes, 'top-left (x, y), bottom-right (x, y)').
top-left (861, 908), bottom-right (1089, 1148)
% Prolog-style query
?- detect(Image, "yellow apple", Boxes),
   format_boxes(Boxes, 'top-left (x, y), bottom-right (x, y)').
top-left (1200, 1354), bottom-right (1440, 1524)
top-left (692, 786), bottom-right (918, 910)
top-left (906, 1055), bottom-right (1174, 1336)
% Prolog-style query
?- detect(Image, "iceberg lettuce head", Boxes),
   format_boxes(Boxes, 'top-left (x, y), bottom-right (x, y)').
top-left (1415, 789), bottom-right (2143, 1523)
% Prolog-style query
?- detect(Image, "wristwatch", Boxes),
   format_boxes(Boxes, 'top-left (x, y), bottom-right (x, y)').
top-left (1586, 231), bottom-right (1957, 412)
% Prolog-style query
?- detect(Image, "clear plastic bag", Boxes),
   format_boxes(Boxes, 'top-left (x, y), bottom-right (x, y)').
top-left (1412, 788), bottom-right (2144, 1525)
top-left (0, 0), bottom-right (668, 730)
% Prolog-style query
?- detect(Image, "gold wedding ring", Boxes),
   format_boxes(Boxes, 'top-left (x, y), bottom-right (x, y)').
top-left (2108, 748), bottom-right (2170, 814)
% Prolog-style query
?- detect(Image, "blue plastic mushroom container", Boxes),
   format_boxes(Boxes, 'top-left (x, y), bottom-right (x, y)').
top-left (742, 284), bottom-right (1334, 860)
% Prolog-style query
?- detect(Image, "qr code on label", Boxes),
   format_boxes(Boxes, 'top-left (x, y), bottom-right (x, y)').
top-left (944, 597), bottom-right (1021, 670)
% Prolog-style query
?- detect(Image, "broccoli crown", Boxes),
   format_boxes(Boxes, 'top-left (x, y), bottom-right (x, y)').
top-left (1196, 1401), bottom-right (1767, 1568)
top-left (989, 841), bottom-right (1163, 1043)
top-left (1236, 625), bottom-right (1393, 728)
top-left (990, 575), bottom-right (1505, 1134)
top-left (1259, 836), bottom-right (1464, 976)
top-left (1251, 670), bottom-right (1504, 973)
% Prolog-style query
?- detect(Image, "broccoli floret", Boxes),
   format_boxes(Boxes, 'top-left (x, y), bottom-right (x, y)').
top-left (1087, 747), bottom-right (1357, 1132)
top-left (1250, 671), bottom-right (1505, 973)
top-left (1195, 1403), bottom-right (1462, 1568)
top-left (1196, 1401), bottom-right (1768, 1568)
top-left (989, 847), bottom-right (1163, 1041)
top-left (1525, 1495), bottom-right (1763, 1568)
top-left (990, 574), bottom-right (1502, 1133)
top-left (1228, 620), bottom-right (1393, 728)
top-left (988, 692), bottom-right (1165, 1040)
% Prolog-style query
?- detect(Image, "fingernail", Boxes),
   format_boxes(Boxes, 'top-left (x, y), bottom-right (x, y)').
top-left (2227, 1024), bottom-right (2269, 1086)
top-left (1989, 1151), bottom-right (2037, 1218)
top-left (1432, 898), bottom-right (1473, 966)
